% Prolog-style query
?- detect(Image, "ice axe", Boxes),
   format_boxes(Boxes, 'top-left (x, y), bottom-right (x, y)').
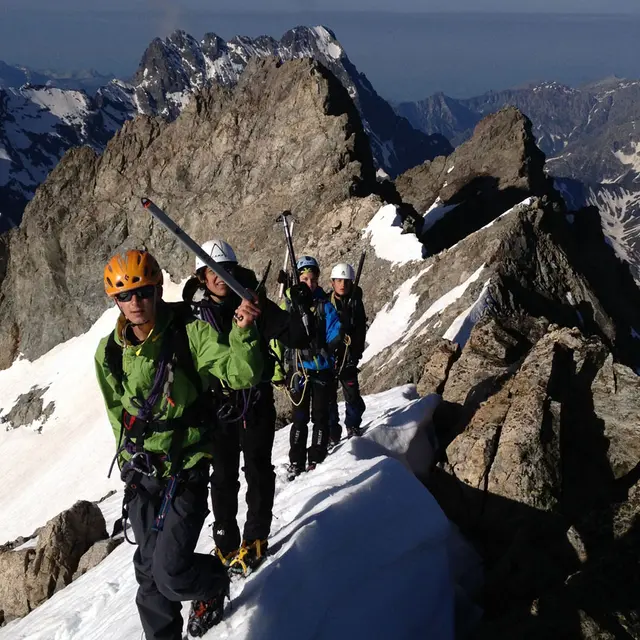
top-left (140, 198), bottom-right (254, 302)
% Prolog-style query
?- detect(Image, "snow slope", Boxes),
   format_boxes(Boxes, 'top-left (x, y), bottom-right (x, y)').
top-left (0, 280), bottom-right (480, 638)
top-left (363, 204), bottom-right (425, 266)
top-left (0, 276), bottom-right (185, 543)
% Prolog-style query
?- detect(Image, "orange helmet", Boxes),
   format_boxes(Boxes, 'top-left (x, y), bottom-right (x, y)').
top-left (104, 250), bottom-right (163, 296)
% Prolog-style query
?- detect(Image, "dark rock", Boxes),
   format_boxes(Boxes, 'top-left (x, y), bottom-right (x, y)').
top-left (415, 339), bottom-right (460, 396)
top-left (0, 501), bottom-right (107, 619)
top-left (395, 107), bottom-right (558, 255)
top-left (73, 538), bottom-right (123, 580)
top-left (3, 386), bottom-right (54, 430)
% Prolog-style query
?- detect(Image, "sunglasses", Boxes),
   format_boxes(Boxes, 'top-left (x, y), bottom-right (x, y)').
top-left (115, 285), bottom-right (156, 303)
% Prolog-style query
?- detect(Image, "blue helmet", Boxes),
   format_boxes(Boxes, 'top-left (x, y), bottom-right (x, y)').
top-left (296, 256), bottom-right (319, 274)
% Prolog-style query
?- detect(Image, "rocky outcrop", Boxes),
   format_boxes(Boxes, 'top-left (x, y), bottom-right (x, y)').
top-left (424, 318), bottom-right (640, 638)
top-left (73, 538), bottom-right (123, 580)
top-left (394, 107), bottom-right (558, 255)
top-left (0, 57), bottom-right (378, 366)
top-left (0, 501), bottom-right (107, 620)
top-left (2, 386), bottom-right (54, 431)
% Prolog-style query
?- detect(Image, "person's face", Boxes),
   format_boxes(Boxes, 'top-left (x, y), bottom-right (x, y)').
top-left (332, 278), bottom-right (351, 297)
top-left (300, 271), bottom-right (319, 292)
top-left (114, 285), bottom-right (158, 326)
top-left (203, 266), bottom-right (232, 298)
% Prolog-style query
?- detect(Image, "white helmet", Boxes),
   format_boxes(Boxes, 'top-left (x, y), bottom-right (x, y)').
top-left (195, 239), bottom-right (238, 271)
top-left (331, 262), bottom-right (355, 280)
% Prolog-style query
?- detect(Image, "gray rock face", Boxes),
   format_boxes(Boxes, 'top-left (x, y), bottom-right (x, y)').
top-left (0, 26), bottom-right (450, 230)
top-left (426, 317), bottom-right (640, 637)
top-left (130, 27), bottom-right (452, 177)
top-left (0, 57), bottom-right (377, 367)
top-left (0, 501), bottom-right (107, 620)
top-left (2, 386), bottom-right (54, 431)
top-left (73, 538), bottom-right (123, 580)
top-left (394, 107), bottom-right (557, 256)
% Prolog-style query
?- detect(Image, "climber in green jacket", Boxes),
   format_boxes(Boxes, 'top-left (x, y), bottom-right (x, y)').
top-left (94, 249), bottom-right (263, 640)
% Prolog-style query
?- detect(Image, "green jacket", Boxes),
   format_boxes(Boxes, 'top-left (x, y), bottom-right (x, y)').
top-left (95, 303), bottom-right (263, 475)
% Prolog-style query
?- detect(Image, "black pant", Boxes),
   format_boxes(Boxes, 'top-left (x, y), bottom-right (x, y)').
top-left (329, 366), bottom-right (366, 441)
top-left (210, 383), bottom-right (276, 555)
top-left (289, 369), bottom-right (336, 468)
top-left (127, 465), bottom-right (228, 640)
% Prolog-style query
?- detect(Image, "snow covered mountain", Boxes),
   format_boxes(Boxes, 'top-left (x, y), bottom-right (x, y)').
top-left (0, 26), bottom-right (451, 231)
top-left (556, 177), bottom-right (640, 283)
top-left (0, 61), bottom-right (114, 93)
top-left (397, 78), bottom-right (640, 186)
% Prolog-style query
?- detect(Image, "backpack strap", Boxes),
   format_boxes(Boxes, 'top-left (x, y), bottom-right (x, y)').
top-left (105, 332), bottom-right (124, 392)
top-left (166, 302), bottom-right (202, 396)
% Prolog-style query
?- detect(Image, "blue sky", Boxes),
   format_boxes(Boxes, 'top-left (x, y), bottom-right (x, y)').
top-left (0, 3), bottom-right (639, 99)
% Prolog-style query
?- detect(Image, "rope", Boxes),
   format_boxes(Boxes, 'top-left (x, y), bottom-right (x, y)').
top-left (273, 349), bottom-right (310, 407)
top-left (337, 335), bottom-right (352, 376)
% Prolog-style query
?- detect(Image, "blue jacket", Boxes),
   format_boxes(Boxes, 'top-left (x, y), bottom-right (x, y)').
top-left (273, 286), bottom-right (342, 376)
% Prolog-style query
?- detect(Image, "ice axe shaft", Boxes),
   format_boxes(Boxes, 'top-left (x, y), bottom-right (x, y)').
top-left (276, 211), bottom-right (310, 335)
top-left (141, 198), bottom-right (254, 302)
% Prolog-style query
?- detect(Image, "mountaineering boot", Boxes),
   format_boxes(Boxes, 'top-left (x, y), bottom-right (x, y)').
top-left (347, 426), bottom-right (362, 438)
top-left (229, 539), bottom-right (268, 576)
top-left (328, 436), bottom-right (340, 450)
top-left (306, 462), bottom-right (317, 472)
top-left (215, 547), bottom-right (238, 568)
top-left (187, 578), bottom-right (230, 638)
top-left (287, 463), bottom-right (304, 482)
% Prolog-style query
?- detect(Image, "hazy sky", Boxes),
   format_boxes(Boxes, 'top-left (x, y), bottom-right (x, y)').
top-left (1, 2), bottom-right (639, 100)
top-left (2, 0), bottom-right (640, 12)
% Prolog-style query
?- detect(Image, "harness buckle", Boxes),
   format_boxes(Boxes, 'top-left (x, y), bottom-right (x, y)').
top-left (127, 452), bottom-right (158, 478)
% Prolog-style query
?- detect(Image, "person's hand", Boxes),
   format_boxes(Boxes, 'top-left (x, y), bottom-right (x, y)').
top-left (290, 283), bottom-right (313, 310)
top-left (234, 297), bottom-right (261, 328)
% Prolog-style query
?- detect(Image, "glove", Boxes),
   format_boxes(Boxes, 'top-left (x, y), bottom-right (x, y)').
top-left (289, 283), bottom-right (313, 311)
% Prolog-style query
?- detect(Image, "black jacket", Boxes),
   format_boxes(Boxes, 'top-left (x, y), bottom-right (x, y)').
top-left (330, 287), bottom-right (367, 363)
top-left (182, 266), bottom-right (310, 382)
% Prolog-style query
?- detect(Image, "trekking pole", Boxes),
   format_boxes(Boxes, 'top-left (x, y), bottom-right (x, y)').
top-left (276, 211), bottom-right (310, 335)
top-left (141, 198), bottom-right (254, 301)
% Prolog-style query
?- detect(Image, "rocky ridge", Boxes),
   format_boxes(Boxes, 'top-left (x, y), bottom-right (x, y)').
top-left (0, 26), bottom-right (450, 231)
top-left (0, 57), bottom-right (379, 367)
top-left (397, 78), bottom-right (640, 187)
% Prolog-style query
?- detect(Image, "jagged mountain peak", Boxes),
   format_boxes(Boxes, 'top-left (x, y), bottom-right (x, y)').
top-left (0, 55), bottom-right (377, 366)
top-left (0, 24), bottom-right (449, 230)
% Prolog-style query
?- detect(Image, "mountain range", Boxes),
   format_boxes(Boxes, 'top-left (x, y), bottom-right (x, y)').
top-left (0, 26), bottom-right (451, 231)
top-left (396, 78), bottom-right (640, 188)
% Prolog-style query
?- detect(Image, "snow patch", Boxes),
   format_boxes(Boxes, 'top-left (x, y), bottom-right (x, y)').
top-left (21, 87), bottom-right (89, 126)
top-left (361, 266), bottom-right (432, 364)
top-left (442, 280), bottom-right (492, 348)
top-left (166, 91), bottom-right (191, 110)
top-left (311, 26), bottom-right (343, 59)
top-left (423, 198), bottom-right (459, 232)
top-left (404, 264), bottom-right (487, 341)
top-left (614, 141), bottom-right (640, 173)
top-left (364, 204), bottom-right (425, 266)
